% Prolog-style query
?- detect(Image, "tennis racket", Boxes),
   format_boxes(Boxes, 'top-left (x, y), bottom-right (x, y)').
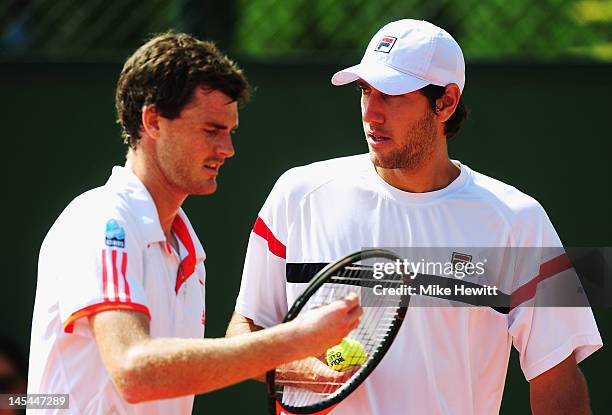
top-left (267, 248), bottom-right (407, 415)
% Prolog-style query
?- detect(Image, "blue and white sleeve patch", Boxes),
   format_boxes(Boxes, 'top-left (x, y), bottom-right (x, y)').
top-left (105, 219), bottom-right (126, 248)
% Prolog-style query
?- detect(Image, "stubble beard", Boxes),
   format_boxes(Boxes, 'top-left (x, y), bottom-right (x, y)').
top-left (155, 140), bottom-right (217, 196)
top-left (370, 110), bottom-right (437, 170)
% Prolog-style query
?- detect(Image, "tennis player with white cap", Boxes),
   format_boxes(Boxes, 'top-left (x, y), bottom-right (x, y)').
top-left (332, 19), bottom-right (465, 95)
top-left (228, 19), bottom-right (601, 414)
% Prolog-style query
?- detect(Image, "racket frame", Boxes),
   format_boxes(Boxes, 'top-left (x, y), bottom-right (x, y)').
top-left (267, 248), bottom-right (408, 415)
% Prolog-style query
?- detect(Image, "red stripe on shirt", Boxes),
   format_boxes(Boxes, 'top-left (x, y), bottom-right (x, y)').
top-left (510, 253), bottom-right (572, 309)
top-left (111, 250), bottom-right (119, 302)
top-left (102, 249), bottom-right (109, 302)
top-left (172, 215), bottom-right (197, 293)
top-left (121, 252), bottom-right (131, 301)
top-left (63, 301), bottom-right (150, 333)
top-left (253, 216), bottom-right (286, 259)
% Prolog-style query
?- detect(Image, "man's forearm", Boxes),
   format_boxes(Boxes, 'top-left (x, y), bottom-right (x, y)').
top-left (123, 321), bottom-right (311, 402)
top-left (530, 356), bottom-right (591, 415)
top-left (93, 296), bottom-right (360, 403)
top-left (225, 311), bottom-right (266, 382)
top-left (226, 311), bottom-right (264, 337)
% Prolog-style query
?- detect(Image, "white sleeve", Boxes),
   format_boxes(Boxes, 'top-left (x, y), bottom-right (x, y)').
top-left (507, 203), bottom-right (602, 380)
top-left (235, 173), bottom-right (295, 328)
top-left (50, 203), bottom-right (150, 333)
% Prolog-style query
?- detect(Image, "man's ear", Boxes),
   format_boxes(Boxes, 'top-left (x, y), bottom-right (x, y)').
top-left (141, 105), bottom-right (161, 139)
top-left (434, 84), bottom-right (461, 123)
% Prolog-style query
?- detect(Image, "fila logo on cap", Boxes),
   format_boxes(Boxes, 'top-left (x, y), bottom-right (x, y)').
top-left (374, 36), bottom-right (397, 53)
top-left (331, 19), bottom-right (466, 95)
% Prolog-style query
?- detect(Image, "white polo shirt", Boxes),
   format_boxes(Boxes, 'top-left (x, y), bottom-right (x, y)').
top-left (236, 154), bottom-right (602, 415)
top-left (28, 166), bottom-right (206, 415)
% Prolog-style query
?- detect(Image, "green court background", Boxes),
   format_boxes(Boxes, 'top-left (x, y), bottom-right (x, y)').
top-left (1, 61), bottom-right (610, 413)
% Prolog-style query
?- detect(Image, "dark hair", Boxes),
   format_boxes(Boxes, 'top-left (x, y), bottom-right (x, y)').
top-left (419, 84), bottom-right (468, 139)
top-left (116, 32), bottom-right (250, 148)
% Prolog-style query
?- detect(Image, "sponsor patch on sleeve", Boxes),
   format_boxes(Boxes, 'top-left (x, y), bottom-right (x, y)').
top-left (105, 219), bottom-right (126, 248)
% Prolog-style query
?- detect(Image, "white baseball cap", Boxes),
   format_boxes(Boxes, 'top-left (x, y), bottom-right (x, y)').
top-left (331, 19), bottom-right (465, 95)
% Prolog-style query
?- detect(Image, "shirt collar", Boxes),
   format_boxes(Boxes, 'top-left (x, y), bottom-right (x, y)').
top-left (104, 165), bottom-right (206, 262)
top-left (172, 211), bottom-right (206, 293)
top-left (174, 209), bottom-right (206, 262)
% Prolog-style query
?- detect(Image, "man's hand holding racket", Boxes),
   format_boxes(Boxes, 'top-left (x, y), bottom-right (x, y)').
top-left (275, 356), bottom-right (360, 394)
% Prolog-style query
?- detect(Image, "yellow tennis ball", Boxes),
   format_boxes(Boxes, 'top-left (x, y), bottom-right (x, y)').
top-left (326, 338), bottom-right (367, 372)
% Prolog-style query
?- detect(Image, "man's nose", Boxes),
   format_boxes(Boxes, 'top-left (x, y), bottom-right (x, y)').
top-left (216, 134), bottom-right (235, 159)
top-left (362, 93), bottom-right (385, 125)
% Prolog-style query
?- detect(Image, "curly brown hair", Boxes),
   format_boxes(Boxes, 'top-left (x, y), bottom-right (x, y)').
top-left (116, 32), bottom-right (249, 148)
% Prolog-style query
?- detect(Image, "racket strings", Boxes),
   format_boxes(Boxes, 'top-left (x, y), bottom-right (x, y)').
top-left (275, 260), bottom-right (405, 409)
